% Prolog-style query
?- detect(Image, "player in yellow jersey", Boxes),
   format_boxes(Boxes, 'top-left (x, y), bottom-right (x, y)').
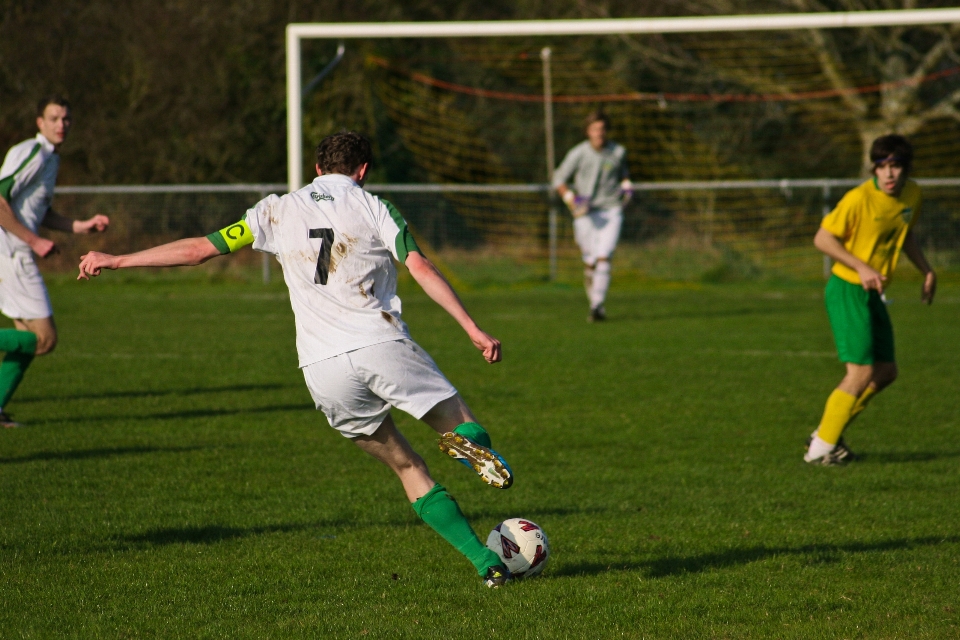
top-left (805, 134), bottom-right (936, 465)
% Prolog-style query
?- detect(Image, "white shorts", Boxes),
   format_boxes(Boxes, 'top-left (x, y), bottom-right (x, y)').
top-left (574, 206), bottom-right (623, 265)
top-left (302, 338), bottom-right (458, 438)
top-left (0, 251), bottom-right (53, 320)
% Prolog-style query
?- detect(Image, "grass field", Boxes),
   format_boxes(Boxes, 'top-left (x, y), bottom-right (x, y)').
top-left (2, 272), bottom-right (959, 638)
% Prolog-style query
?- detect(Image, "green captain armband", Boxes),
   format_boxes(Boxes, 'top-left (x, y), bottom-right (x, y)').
top-left (206, 218), bottom-right (254, 254)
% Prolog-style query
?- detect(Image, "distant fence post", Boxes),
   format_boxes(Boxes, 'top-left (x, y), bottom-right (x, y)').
top-left (541, 47), bottom-right (558, 282)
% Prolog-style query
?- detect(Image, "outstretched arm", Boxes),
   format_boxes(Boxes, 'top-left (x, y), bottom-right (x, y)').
top-left (901, 230), bottom-right (936, 304)
top-left (78, 217), bottom-right (253, 280)
top-left (813, 227), bottom-right (886, 293)
top-left (42, 209), bottom-right (110, 234)
top-left (404, 251), bottom-right (501, 363)
top-left (77, 237), bottom-right (222, 280)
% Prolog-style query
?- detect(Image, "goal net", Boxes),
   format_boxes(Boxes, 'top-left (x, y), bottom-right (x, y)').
top-left (289, 11), bottom-right (960, 284)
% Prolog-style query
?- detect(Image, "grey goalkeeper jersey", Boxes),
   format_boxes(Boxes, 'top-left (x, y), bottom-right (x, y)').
top-left (552, 140), bottom-right (629, 210)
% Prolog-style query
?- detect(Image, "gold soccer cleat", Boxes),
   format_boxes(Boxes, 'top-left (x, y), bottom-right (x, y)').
top-left (438, 432), bottom-right (514, 489)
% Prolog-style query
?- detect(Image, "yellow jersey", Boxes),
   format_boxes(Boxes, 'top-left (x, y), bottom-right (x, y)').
top-left (821, 178), bottom-right (921, 285)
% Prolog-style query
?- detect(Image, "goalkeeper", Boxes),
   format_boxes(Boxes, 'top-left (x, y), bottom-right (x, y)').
top-left (553, 109), bottom-right (631, 322)
top-left (805, 134), bottom-right (936, 466)
top-left (78, 132), bottom-right (514, 588)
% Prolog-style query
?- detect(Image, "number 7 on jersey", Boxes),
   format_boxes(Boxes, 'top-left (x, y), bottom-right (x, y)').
top-left (309, 228), bottom-right (334, 285)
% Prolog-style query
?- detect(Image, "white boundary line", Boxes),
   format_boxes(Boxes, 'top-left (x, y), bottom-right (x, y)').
top-left (286, 9), bottom-right (960, 193)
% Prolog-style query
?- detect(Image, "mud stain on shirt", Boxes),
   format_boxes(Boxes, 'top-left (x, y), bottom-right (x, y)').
top-left (381, 310), bottom-right (400, 328)
top-left (328, 233), bottom-right (358, 275)
top-left (293, 249), bottom-right (315, 263)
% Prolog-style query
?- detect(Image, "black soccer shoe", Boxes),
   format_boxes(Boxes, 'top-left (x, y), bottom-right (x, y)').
top-left (0, 411), bottom-right (21, 428)
top-left (805, 448), bottom-right (851, 467)
top-left (483, 565), bottom-right (513, 588)
top-left (806, 434), bottom-right (857, 461)
top-left (833, 438), bottom-right (857, 461)
top-left (588, 305), bottom-right (606, 323)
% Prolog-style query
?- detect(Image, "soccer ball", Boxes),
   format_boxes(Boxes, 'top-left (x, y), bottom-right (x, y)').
top-left (486, 518), bottom-right (550, 578)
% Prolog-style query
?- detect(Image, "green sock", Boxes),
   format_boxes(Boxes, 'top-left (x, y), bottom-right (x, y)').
top-left (0, 329), bottom-right (37, 353)
top-left (412, 484), bottom-right (501, 576)
top-left (0, 329), bottom-right (37, 409)
top-left (454, 421), bottom-right (491, 448)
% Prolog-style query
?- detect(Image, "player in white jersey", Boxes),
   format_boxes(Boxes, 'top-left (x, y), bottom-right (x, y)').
top-left (77, 132), bottom-right (515, 587)
top-left (553, 109), bottom-right (632, 322)
top-left (0, 96), bottom-right (109, 427)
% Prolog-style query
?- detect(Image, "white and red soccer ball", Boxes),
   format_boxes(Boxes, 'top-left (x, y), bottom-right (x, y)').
top-left (486, 518), bottom-right (550, 578)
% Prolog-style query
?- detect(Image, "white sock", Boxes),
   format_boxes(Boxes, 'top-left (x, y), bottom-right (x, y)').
top-left (590, 260), bottom-right (611, 309)
top-left (583, 266), bottom-right (594, 299)
top-left (804, 435), bottom-right (835, 462)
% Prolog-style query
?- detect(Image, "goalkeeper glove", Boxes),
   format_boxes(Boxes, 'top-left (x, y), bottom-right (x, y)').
top-left (562, 190), bottom-right (590, 218)
top-left (619, 179), bottom-right (634, 206)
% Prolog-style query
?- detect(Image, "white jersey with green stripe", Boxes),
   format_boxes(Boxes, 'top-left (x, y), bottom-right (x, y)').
top-left (243, 173), bottom-right (422, 368)
top-left (0, 134), bottom-right (58, 256)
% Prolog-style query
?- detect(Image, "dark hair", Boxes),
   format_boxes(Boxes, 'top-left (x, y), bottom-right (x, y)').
top-left (315, 131), bottom-right (373, 175)
top-left (584, 109), bottom-right (610, 130)
top-left (870, 134), bottom-right (913, 171)
top-left (36, 94), bottom-right (70, 118)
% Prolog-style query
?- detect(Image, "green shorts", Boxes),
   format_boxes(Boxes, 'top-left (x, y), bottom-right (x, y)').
top-left (824, 275), bottom-right (895, 365)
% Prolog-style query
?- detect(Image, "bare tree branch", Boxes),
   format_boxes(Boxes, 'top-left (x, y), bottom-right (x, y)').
top-left (805, 28), bottom-right (870, 117)
top-left (910, 35), bottom-right (957, 84)
top-left (909, 86), bottom-right (960, 129)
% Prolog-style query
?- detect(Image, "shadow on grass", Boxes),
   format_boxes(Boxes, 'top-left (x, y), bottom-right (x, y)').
top-left (28, 403), bottom-right (314, 426)
top-left (554, 535), bottom-right (960, 579)
top-left (466, 505), bottom-right (610, 520)
top-left (857, 451), bottom-right (960, 463)
top-left (14, 382), bottom-right (298, 404)
top-left (111, 523), bottom-right (312, 549)
top-left (0, 445), bottom-right (208, 465)
top-left (107, 518), bottom-right (415, 551)
top-left (95, 505), bottom-right (607, 553)
top-left (612, 305), bottom-right (792, 324)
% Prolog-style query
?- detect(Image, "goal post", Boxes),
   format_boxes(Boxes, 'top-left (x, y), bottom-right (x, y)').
top-left (286, 8), bottom-right (960, 193)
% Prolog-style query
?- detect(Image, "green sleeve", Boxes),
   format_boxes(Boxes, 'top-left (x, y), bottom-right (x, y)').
top-left (0, 175), bottom-right (13, 201)
top-left (206, 230), bottom-right (230, 254)
top-left (0, 143), bottom-right (42, 201)
top-left (383, 199), bottom-right (421, 262)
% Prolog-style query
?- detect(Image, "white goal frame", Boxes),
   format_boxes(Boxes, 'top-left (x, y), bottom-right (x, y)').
top-left (286, 8), bottom-right (960, 193)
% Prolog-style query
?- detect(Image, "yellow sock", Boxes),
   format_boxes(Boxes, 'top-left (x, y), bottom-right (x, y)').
top-left (850, 385), bottom-right (878, 419)
top-left (817, 389), bottom-right (858, 445)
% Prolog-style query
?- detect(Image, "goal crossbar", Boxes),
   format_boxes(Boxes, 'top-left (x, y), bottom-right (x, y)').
top-left (287, 8), bottom-right (960, 190)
